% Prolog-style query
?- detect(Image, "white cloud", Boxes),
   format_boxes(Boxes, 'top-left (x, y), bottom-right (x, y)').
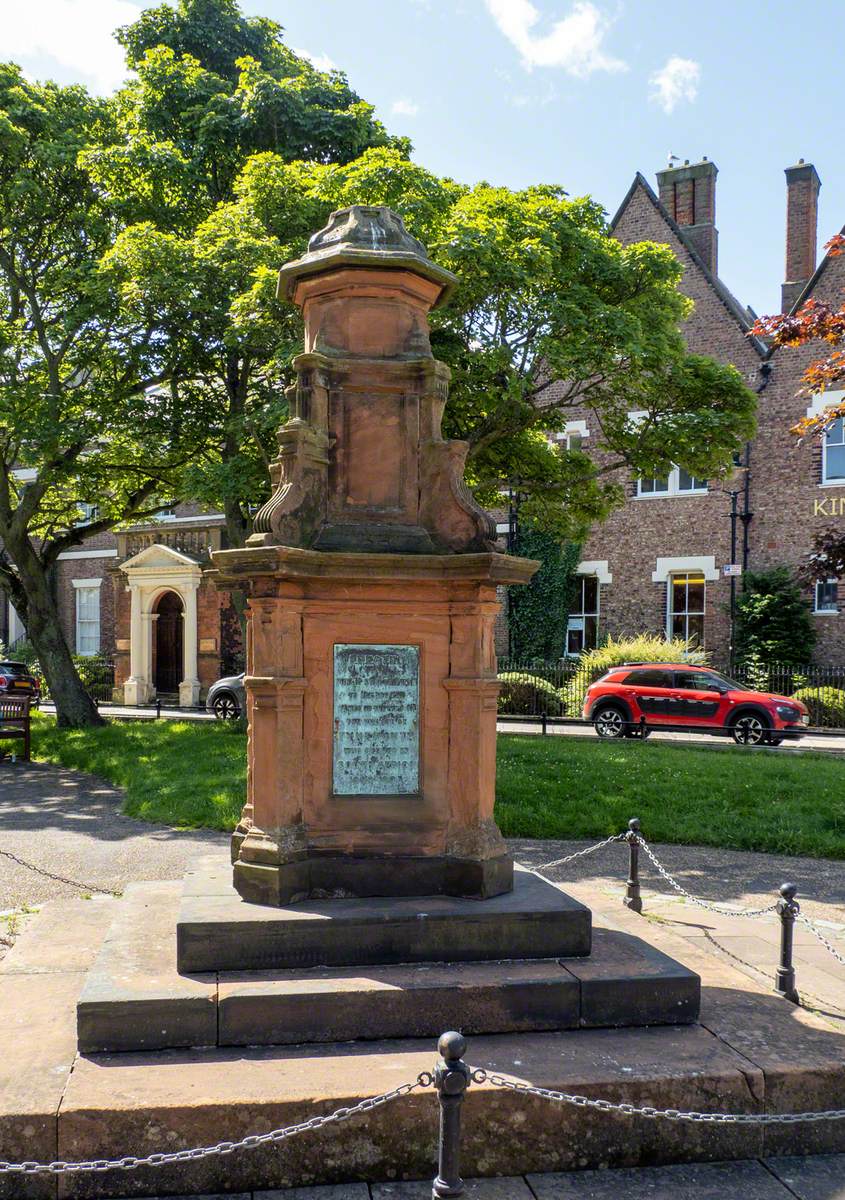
top-left (391, 98), bottom-right (420, 117)
top-left (293, 47), bottom-right (337, 73)
top-left (650, 56), bottom-right (701, 114)
top-left (4, 0), bottom-right (140, 94)
top-left (484, 0), bottom-right (626, 76)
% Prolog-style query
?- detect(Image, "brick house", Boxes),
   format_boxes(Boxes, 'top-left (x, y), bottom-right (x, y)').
top-left (1, 504), bottom-right (244, 704)
top-left (550, 156), bottom-right (845, 666)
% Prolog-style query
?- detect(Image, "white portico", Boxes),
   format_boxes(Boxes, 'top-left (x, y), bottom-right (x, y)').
top-left (119, 544), bottom-right (202, 707)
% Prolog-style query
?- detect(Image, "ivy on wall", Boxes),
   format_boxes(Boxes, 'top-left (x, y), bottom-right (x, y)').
top-left (507, 528), bottom-right (581, 661)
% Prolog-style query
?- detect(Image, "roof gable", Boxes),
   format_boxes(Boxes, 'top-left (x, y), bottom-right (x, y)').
top-left (611, 173), bottom-right (767, 359)
top-left (119, 543), bottom-right (203, 573)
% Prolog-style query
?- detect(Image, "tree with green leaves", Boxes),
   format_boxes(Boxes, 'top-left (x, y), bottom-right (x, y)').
top-left (84, 0), bottom-right (407, 555)
top-left (735, 567), bottom-right (816, 668)
top-left (506, 527), bottom-right (580, 660)
top-left (0, 65), bottom-right (216, 725)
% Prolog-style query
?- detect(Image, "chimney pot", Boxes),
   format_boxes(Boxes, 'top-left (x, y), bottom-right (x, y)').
top-left (781, 161), bottom-right (821, 312)
top-left (655, 158), bottom-right (719, 275)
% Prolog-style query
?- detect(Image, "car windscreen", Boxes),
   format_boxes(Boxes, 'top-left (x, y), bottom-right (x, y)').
top-left (0, 663), bottom-right (31, 676)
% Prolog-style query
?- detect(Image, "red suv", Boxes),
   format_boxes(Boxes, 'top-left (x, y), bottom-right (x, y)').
top-left (583, 663), bottom-right (810, 746)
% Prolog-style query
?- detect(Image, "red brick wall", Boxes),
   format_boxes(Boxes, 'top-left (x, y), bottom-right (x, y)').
top-left (558, 181), bottom-right (764, 662)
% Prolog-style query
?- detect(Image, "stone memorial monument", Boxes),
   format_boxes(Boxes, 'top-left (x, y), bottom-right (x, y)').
top-left (74, 207), bottom-right (700, 1062)
top-left (211, 204), bottom-right (537, 907)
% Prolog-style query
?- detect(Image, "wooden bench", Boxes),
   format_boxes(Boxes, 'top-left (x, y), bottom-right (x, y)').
top-left (0, 696), bottom-right (31, 761)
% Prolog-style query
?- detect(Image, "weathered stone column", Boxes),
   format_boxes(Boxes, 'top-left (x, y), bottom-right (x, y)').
top-left (123, 583), bottom-right (147, 706)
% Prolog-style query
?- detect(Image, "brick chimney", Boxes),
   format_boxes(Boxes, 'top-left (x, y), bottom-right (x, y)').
top-left (781, 159), bottom-right (821, 312)
top-left (656, 158), bottom-right (719, 275)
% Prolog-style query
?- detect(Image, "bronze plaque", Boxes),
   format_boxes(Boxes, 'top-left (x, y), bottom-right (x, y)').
top-left (332, 644), bottom-right (420, 795)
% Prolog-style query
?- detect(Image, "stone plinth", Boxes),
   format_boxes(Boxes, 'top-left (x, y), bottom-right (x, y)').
top-left (212, 548), bottom-right (535, 905)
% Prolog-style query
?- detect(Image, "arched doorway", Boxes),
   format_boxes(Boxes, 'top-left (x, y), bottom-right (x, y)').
top-left (154, 591), bottom-right (183, 693)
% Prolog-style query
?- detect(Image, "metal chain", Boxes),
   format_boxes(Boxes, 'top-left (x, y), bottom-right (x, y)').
top-left (633, 836), bottom-right (778, 918)
top-left (534, 833), bottom-right (627, 874)
top-left (797, 913), bottom-right (845, 966)
top-left (0, 848), bottom-right (121, 898)
top-left (472, 1070), bottom-right (845, 1124)
top-left (0, 1077), bottom-right (430, 1176)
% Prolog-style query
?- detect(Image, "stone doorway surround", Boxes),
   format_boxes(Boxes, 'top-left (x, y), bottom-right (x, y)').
top-left (119, 543), bottom-right (202, 707)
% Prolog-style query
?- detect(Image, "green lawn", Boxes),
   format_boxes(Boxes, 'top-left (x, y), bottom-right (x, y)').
top-left (27, 717), bottom-right (845, 858)
top-left (496, 734), bottom-right (845, 858)
top-left (31, 715), bottom-right (246, 830)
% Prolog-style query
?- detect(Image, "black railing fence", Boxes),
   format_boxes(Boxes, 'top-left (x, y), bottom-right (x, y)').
top-left (496, 657), bottom-right (845, 730)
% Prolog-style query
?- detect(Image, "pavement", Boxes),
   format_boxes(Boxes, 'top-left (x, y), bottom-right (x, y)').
top-left (88, 1156), bottom-right (845, 1197)
top-left (0, 761), bottom-right (226, 911)
top-left (498, 719), bottom-right (845, 754)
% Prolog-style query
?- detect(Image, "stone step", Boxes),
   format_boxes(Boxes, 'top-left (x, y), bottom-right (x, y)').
top-left (76, 881), bottom-right (698, 1053)
top-left (176, 858), bottom-right (592, 973)
top-left (57, 1024), bottom-right (776, 1198)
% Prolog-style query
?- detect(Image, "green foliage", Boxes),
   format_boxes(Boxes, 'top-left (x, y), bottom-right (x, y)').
top-left (563, 635), bottom-right (708, 716)
top-left (495, 735), bottom-right (845, 859)
top-left (506, 528), bottom-right (580, 660)
top-left (496, 672), bottom-right (564, 716)
top-left (793, 686), bottom-right (845, 727)
top-left (230, 149), bottom-right (758, 538)
top-left (735, 568), bottom-right (816, 668)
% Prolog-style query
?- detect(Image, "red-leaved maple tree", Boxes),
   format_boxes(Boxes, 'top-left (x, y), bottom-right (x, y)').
top-left (750, 234), bottom-right (845, 438)
top-left (750, 234), bottom-right (845, 581)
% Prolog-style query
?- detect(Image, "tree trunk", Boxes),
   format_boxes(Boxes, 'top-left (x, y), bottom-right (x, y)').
top-left (9, 544), bottom-right (104, 729)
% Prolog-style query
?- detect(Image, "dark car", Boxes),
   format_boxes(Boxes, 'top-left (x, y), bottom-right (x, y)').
top-left (206, 672), bottom-right (245, 720)
top-left (582, 662), bottom-right (810, 746)
top-left (0, 661), bottom-right (41, 706)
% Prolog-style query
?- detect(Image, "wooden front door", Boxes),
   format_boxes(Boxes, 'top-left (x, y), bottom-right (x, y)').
top-left (154, 592), bottom-right (183, 693)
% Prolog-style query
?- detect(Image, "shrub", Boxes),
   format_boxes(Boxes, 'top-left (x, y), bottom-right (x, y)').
top-left (793, 686), bottom-right (845, 728)
top-left (735, 568), bottom-right (816, 667)
top-left (497, 671), bottom-right (564, 716)
top-left (563, 635), bottom-right (709, 717)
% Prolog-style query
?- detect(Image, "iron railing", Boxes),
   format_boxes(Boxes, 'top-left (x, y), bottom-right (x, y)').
top-left (496, 657), bottom-right (845, 730)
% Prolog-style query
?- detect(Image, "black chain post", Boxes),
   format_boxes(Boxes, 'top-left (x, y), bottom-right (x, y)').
top-left (432, 1031), bottom-right (471, 1198)
top-left (776, 882), bottom-right (800, 1003)
top-left (624, 818), bottom-right (642, 914)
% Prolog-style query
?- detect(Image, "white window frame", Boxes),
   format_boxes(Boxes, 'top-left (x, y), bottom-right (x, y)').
top-left (814, 578), bottom-right (839, 615)
top-left (73, 579), bottom-right (101, 657)
top-left (822, 418), bottom-right (845, 486)
top-left (637, 466), bottom-right (708, 498)
top-left (667, 571), bottom-right (707, 646)
top-left (566, 574), bottom-right (600, 656)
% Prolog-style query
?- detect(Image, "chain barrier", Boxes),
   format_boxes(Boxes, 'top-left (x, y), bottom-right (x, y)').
top-left (472, 1069), bottom-right (845, 1125)
top-left (534, 833), bottom-right (627, 874)
top-left (632, 836), bottom-right (778, 918)
top-left (0, 1077), bottom-right (430, 1176)
top-left (797, 912), bottom-right (845, 966)
top-left (0, 848), bottom-right (120, 898)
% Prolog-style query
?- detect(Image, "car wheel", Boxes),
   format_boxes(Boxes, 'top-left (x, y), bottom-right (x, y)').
top-left (594, 705), bottom-right (628, 739)
top-left (212, 692), bottom-right (240, 721)
top-left (730, 713), bottom-right (768, 746)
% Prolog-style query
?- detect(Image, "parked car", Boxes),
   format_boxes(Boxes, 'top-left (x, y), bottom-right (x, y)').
top-left (206, 673), bottom-right (245, 720)
top-left (582, 662), bottom-right (810, 746)
top-left (0, 661), bottom-right (41, 706)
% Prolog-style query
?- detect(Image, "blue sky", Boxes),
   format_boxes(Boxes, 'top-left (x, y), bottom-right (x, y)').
top-left (7, 0), bottom-right (842, 316)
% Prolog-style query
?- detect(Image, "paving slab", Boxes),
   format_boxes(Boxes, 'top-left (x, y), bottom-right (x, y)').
top-left (77, 881), bottom-right (216, 1052)
top-left (259, 1188), bottom-right (370, 1198)
top-left (766, 1153), bottom-right (845, 1198)
top-left (372, 1179), bottom-right (533, 1197)
top-left (0, 894), bottom-right (116, 975)
top-left (177, 863), bottom-right (591, 973)
top-left (527, 1159), bottom-right (791, 1197)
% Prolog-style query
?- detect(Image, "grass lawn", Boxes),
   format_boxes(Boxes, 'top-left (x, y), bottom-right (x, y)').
top-left (28, 717), bottom-right (845, 858)
top-left (497, 734), bottom-right (845, 858)
top-left (31, 715), bottom-right (246, 830)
